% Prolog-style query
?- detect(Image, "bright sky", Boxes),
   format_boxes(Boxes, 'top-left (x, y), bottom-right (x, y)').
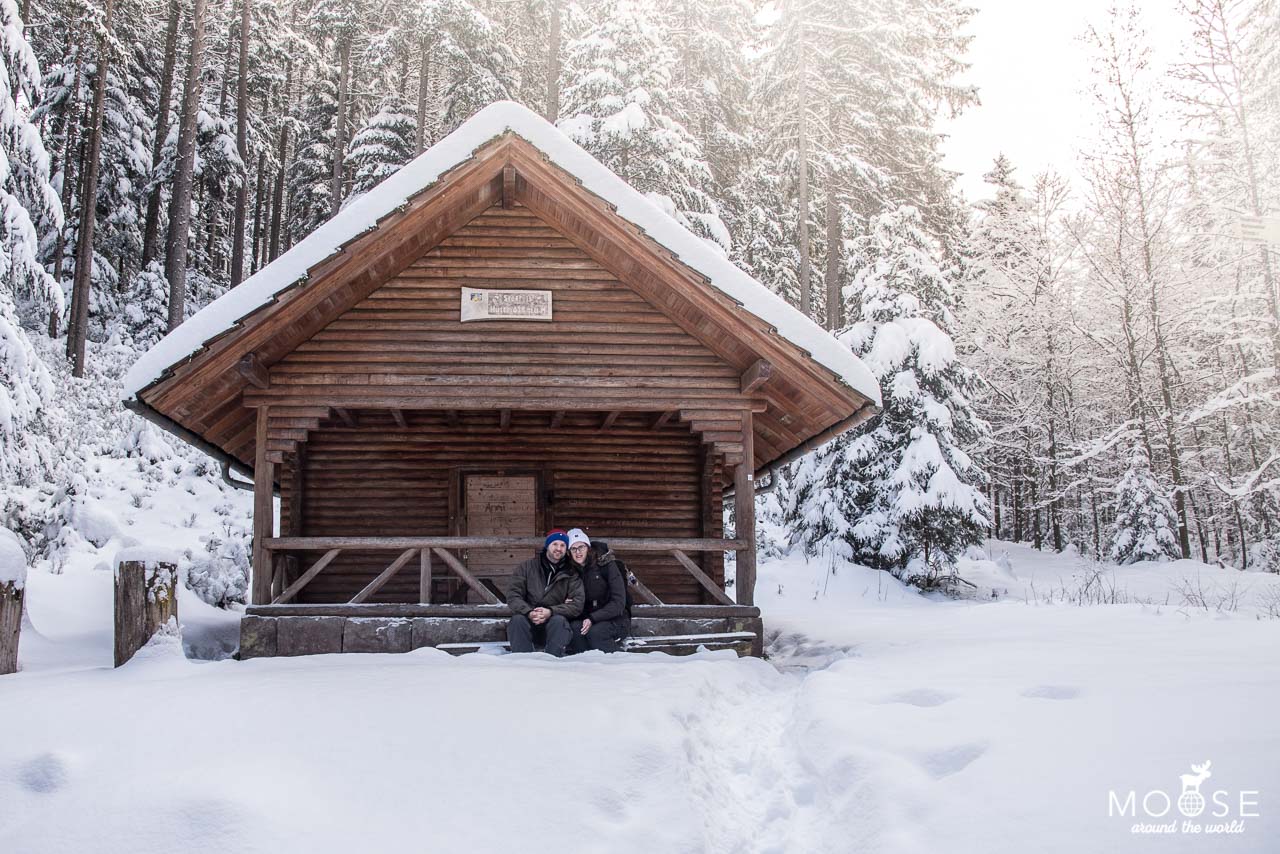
top-left (939, 0), bottom-right (1192, 203)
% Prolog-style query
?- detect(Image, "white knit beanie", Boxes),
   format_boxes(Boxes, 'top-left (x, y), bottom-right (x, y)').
top-left (567, 528), bottom-right (591, 549)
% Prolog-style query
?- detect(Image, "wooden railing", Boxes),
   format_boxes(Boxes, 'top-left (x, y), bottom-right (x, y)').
top-left (261, 536), bottom-right (747, 607)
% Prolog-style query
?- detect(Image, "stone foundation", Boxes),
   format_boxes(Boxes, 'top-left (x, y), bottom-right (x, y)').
top-left (239, 608), bottom-right (763, 659)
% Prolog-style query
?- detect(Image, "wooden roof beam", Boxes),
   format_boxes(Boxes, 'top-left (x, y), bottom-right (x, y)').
top-left (237, 353), bottom-right (269, 389)
top-left (740, 359), bottom-right (774, 394)
top-left (391, 408), bottom-right (408, 429)
top-left (502, 165), bottom-right (516, 209)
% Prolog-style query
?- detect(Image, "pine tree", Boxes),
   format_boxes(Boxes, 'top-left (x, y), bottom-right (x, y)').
top-left (755, 0), bottom-right (977, 323)
top-left (1110, 443), bottom-right (1182, 564)
top-left (0, 0), bottom-right (60, 479)
top-left (558, 0), bottom-right (728, 252)
top-left (286, 68), bottom-right (338, 244)
top-left (343, 96), bottom-right (416, 203)
top-left (961, 158), bottom-right (1080, 552)
top-left (787, 206), bottom-right (989, 582)
top-left (1, 0), bottom-right (63, 311)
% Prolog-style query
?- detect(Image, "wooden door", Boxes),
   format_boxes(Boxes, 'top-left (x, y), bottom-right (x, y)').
top-left (464, 474), bottom-right (539, 599)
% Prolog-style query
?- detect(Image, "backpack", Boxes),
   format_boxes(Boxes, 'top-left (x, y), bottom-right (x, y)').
top-left (592, 540), bottom-right (633, 616)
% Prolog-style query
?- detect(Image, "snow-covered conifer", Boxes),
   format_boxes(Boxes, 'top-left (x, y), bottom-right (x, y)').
top-left (559, 0), bottom-right (728, 251)
top-left (787, 206), bottom-right (989, 582)
top-left (343, 96), bottom-right (416, 203)
top-left (1, 0), bottom-right (62, 309)
top-left (0, 0), bottom-right (60, 480)
top-left (1110, 443), bottom-right (1182, 564)
top-left (286, 69), bottom-right (338, 244)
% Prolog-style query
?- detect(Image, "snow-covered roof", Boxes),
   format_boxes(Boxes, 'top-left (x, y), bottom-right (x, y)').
top-left (124, 101), bottom-right (880, 407)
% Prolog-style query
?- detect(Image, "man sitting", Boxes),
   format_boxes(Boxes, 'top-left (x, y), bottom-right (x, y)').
top-left (505, 529), bottom-right (584, 657)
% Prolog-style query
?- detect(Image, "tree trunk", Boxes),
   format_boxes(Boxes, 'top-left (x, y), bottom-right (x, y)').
top-left (268, 47), bottom-right (292, 262)
top-left (114, 560), bottom-right (178, 667)
top-left (331, 37), bottom-right (351, 217)
top-left (546, 0), bottom-right (561, 121)
top-left (229, 0), bottom-right (252, 286)
top-left (66, 0), bottom-right (116, 377)
top-left (164, 0), bottom-right (208, 332)
top-left (1012, 476), bottom-right (1022, 542)
top-left (0, 581), bottom-right (22, 675)
top-left (415, 38), bottom-right (430, 153)
top-left (50, 42), bottom-right (86, 336)
top-left (141, 0), bottom-right (181, 268)
top-left (251, 148), bottom-right (267, 272)
top-left (823, 182), bottom-right (841, 330)
top-left (796, 36), bottom-right (811, 317)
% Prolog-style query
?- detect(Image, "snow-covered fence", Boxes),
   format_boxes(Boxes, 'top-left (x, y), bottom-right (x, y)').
top-left (114, 549), bottom-right (180, 667)
top-left (0, 530), bottom-right (26, 675)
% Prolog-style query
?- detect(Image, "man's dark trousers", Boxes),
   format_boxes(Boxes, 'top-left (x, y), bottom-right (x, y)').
top-left (508, 613), bottom-right (571, 656)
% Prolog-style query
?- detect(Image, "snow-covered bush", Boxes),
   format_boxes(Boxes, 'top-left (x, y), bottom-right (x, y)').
top-left (186, 524), bottom-right (250, 608)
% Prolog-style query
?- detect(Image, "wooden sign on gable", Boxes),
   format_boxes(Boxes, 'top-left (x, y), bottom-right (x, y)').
top-left (460, 287), bottom-right (553, 322)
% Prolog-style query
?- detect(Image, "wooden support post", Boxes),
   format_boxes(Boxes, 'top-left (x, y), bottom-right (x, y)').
top-left (626, 574), bottom-right (663, 606)
top-left (391, 408), bottom-right (408, 429)
top-left (251, 406), bottom-right (275, 606)
top-left (424, 550), bottom-right (440, 604)
top-left (502, 165), bottom-right (516, 208)
top-left (237, 352), bottom-right (269, 389)
top-left (671, 549), bottom-right (736, 606)
top-left (444, 409), bottom-right (459, 428)
top-left (739, 358), bottom-right (774, 394)
top-left (333, 407), bottom-right (356, 428)
top-left (431, 548), bottom-right (502, 604)
top-left (0, 579), bottom-right (23, 675)
top-left (699, 443), bottom-right (720, 589)
top-left (114, 559), bottom-right (178, 667)
top-left (550, 410), bottom-right (564, 428)
top-left (652, 411), bottom-right (673, 430)
top-left (350, 548), bottom-right (418, 604)
top-left (419, 548), bottom-right (432, 604)
top-left (274, 549), bottom-right (342, 605)
top-left (734, 409), bottom-right (756, 606)
top-left (600, 411), bottom-right (620, 432)
top-left (499, 408), bottom-right (511, 431)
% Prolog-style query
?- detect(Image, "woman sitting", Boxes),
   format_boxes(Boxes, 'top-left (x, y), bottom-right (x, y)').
top-left (565, 528), bottom-right (629, 654)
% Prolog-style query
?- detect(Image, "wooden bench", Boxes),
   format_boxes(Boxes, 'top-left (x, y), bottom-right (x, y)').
top-left (434, 631), bottom-right (757, 657)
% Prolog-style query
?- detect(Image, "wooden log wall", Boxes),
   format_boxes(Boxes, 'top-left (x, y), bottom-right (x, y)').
top-left (283, 410), bottom-right (724, 604)
top-left (254, 203), bottom-right (750, 464)
top-left (257, 200), bottom-right (754, 604)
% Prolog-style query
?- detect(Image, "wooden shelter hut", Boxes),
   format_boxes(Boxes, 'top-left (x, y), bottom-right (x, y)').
top-left (123, 102), bottom-right (881, 658)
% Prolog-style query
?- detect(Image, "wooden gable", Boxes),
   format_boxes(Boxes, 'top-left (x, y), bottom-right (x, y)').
top-left (132, 134), bottom-right (876, 474)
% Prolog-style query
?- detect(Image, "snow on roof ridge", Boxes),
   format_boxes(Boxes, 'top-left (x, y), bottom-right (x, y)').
top-left (124, 100), bottom-right (881, 407)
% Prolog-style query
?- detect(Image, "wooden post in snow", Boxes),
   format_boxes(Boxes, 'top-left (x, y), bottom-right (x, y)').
top-left (733, 409), bottom-right (757, 606)
top-left (114, 558), bottom-right (179, 667)
top-left (252, 405), bottom-right (275, 605)
top-left (0, 531), bottom-right (26, 674)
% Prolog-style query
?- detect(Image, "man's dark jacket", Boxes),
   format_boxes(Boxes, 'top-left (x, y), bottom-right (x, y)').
top-left (506, 550), bottom-right (584, 619)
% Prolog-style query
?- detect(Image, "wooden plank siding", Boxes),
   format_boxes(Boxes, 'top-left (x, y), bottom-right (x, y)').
top-left (260, 205), bottom-right (744, 406)
top-left (252, 202), bottom-right (755, 604)
top-left (282, 410), bottom-right (725, 605)
top-left (136, 138), bottom-right (874, 481)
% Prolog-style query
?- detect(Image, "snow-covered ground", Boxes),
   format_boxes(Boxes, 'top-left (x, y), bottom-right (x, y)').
top-left (3, 531), bottom-right (1277, 853)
